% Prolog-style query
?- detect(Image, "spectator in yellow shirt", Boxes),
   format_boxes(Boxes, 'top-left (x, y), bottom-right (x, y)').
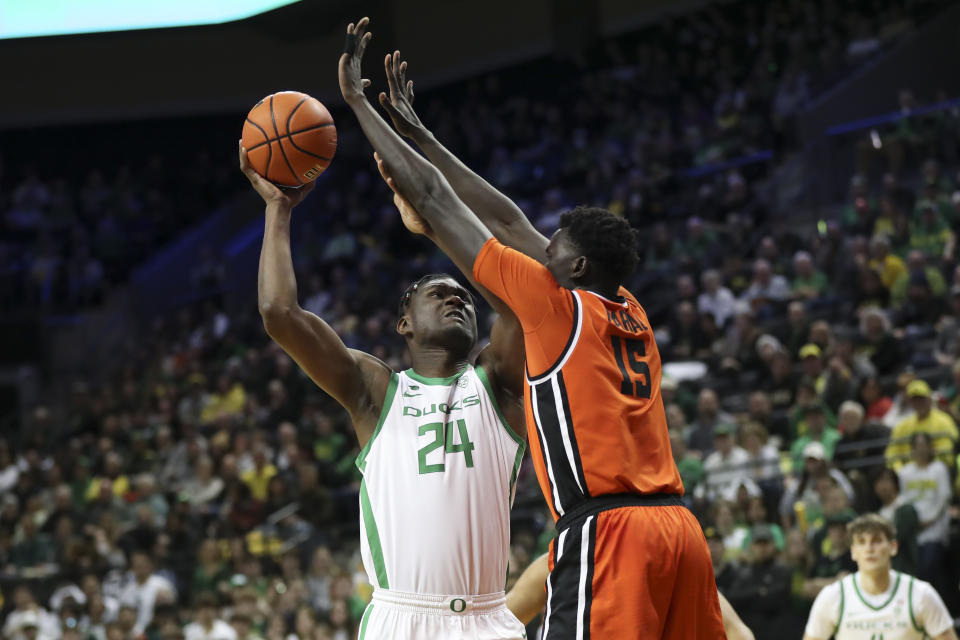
top-left (200, 374), bottom-right (246, 425)
top-left (885, 380), bottom-right (958, 470)
top-left (84, 451), bottom-right (130, 501)
top-left (241, 444), bottom-right (276, 501)
top-left (868, 235), bottom-right (906, 290)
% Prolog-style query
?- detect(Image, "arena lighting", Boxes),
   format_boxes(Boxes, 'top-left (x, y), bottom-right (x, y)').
top-left (0, 0), bottom-right (302, 39)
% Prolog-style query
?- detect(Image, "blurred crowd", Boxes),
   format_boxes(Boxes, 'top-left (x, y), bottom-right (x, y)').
top-left (3, 0), bottom-right (960, 639)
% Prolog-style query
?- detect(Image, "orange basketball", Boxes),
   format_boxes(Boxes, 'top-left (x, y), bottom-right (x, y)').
top-left (241, 91), bottom-right (337, 188)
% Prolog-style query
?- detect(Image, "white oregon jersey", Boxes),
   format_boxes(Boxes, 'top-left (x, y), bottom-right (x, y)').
top-left (832, 572), bottom-right (927, 640)
top-left (355, 365), bottom-right (525, 596)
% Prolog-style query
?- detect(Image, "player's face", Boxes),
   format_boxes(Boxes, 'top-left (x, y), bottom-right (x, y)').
top-left (545, 229), bottom-right (586, 289)
top-left (402, 277), bottom-right (478, 351)
top-left (851, 530), bottom-right (896, 571)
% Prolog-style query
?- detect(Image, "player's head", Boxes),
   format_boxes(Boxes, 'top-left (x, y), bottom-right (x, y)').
top-left (397, 274), bottom-right (478, 354)
top-left (848, 513), bottom-right (897, 572)
top-left (547, 207), bottom-right (639, 292)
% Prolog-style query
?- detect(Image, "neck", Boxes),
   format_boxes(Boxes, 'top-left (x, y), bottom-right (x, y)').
top-left (578, 280), bottom-right (620, 300)
top-left (408, 346), bottom-right (470, 379)
top-left (859, 567), bottom-right (891, 594)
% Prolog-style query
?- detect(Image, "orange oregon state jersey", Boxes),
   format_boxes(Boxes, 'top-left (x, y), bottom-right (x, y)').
top-left (474, 238), bottom-right (683, 521)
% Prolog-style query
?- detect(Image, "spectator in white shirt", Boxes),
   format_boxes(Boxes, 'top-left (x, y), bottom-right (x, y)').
top-left (118, 550), bottom-right (177, 636)
top-left (739, 421), bottom-right (781, 483)
top-left (740, 259), bottom-right (790, 316)
top-left (698, 269), bottom-right (737, 329)
top-left (898, 433), bottom-right (952, 595)
top-left (184, 594), bottom-right (237, 640)
top-left (697, 424), bottom-right (750, 501)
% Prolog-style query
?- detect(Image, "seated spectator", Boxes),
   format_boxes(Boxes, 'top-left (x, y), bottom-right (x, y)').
top-left (933, 286), bottom-right (960, 366)
top-left (885, 379), bottom-right (958, 469)
top-left (868, 234), bottom-right (905, 290)
top-left (739, 421), bottom-right (781, 485)
top-left (855, 307), bottom-right (903, 376)
top-left (890, 250), bottom-right (947, 307)
top-left (180, 455), bottom-right (225, 512)
top-left (200, 375), bottom-right (246, 425)
top-left (859, 376), bottom-right (893, 423)
top-left (780, 443), bottom-right (855, 529)
top-left (761, 350), bottom-right (798, 411)
top-left (687, 388), bottom-right (736, 455)
top-left (698, 269), bottom-right (736, 329)
top-left (740, 495), bottom-right (785, 553)
top-left (893, 271), bottom-right (945, 328)
top-left (790, 404), bottom-right (842, 471)
top-left (898, 433), bottom-right (952, 593)
top-left (705, 526), bottom-right (737, 593)
top-left (118, 549), bottom-right (177, 636)
top-left (778, 301), bottom-right (812, 358)
top-left (240, 444), bottom-right (277, 502)
top-left (192, 539), bottom-right (230, 602)
top-left (908, 202), bottom-right (950, 259)
top-left (804, 510), bottom-right (857, 594)
top-left (724, 525), bottom-right (793, 639)
top-left (833, 400), bottom-right (890, 478)
top-left (10, 513), bottom-right (56, 572)
top-left (740, 259), bottom-right (790, 317)
top-left (791, 251), bottom-right (828, 300)
top-left (745, 390), bottom-right (790, 443)
top-left (184, 593), bottom-right (237, 640)
top-left (698, 424), bottom-right (751, 502)
top-left (872, 467), bottom-right (919, 575)
top-left (2, 586), bottom-right (60, 640)
top-left (84, 452), bottom-right (130, 502)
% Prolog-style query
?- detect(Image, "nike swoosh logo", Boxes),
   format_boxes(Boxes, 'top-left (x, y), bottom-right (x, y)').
top-left (403, 391), bottom-right (420, 398)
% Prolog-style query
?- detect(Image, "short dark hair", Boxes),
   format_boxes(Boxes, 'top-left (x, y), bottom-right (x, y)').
top-left (559, 207), bottom-right (639, 283)
top-left (398, 273), bottom-right (456, 316)
top-left (872, 467), bottom-right (900, 492)
top-left (848, 513), bottom-right (896, 541)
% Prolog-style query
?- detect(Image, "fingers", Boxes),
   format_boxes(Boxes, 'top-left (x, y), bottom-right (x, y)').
top-left (378, 92), bottom-right (406, 123)
top-left (408, 80), bottom-right (415, 104)
top-left (357, 31), bottom-right (372, 58)
top-left (384, 53), bottom-right (400, 97)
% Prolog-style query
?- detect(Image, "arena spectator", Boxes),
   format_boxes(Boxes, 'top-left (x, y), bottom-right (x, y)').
top-left (898, 433), bottom-right (952, 593)
top-left (724, 525), bottom-right (793, 639)
top-left (872, 467), bottom-right (920, 575)
top-left (885, 379), bottom-right (958, 469)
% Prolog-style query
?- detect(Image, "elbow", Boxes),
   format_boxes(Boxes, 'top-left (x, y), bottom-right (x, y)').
top-left (259, 302), bottom-right (295, 336)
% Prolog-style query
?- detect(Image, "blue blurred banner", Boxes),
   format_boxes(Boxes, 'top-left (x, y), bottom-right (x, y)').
top-left (0, 0), bottom-right (302, 39)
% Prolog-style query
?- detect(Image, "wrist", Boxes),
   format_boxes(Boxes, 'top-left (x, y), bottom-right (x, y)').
top-left (265, 201), bottom-right (293, 219)
top-left (412, 127), bottom-right (434, 146)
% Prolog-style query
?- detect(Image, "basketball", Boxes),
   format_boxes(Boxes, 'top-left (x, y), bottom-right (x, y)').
top-left (241, 91), bottom-right (337, 187)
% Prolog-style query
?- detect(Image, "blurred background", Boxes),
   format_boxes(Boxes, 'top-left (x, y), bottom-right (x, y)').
top-left (2, 0), bottom-right (960, 638)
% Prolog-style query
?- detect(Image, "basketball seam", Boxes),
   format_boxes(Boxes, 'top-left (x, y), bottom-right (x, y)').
top-left (288, 133), bottom-right (335, 162)
top-left (285, 96), bottom-right (309, 140)
top-left (245, 117), bottom-right (272, 182)
top-left (269, 95), bottom-right (301, 186)
top-left (243, 123), bottom-right (334, 152)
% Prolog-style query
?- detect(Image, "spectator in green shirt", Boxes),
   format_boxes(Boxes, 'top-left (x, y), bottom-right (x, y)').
top-left (891, 250), bottom-right (947, 307)
top-left (909, 203), bottom-right (950, 259)
top-left (791, 251), bottom-right (829, 300)
top-left (791, 403), bottom-right (842, 471)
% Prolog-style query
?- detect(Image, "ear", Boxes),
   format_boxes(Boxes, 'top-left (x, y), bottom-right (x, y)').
top-left (397, 315), bottom-right (411, 339)
top-left (889, 539), bottom-right (898, 557)
top-left (572, 256), bottom-right (588, 279)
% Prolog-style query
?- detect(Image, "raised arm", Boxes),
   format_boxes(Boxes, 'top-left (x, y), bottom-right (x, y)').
top-left (379, 51), bottom-right (548, 262)
top-left (338, 18), bottom-right (491, 285)
top-left (241, 143), bottom-right (390, 445)
top-left (373, 153), bottom-right (526, 400)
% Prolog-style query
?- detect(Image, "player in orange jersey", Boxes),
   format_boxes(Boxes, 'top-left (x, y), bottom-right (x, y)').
top-left (339, 17), bottom-right (724, 639)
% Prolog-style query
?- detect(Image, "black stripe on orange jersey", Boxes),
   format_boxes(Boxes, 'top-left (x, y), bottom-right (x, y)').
top-left (532, 376), bottom-right (586, 514)
top-left (544, 514), bottom-right (597, 640)
top-left (556, 371), bottom-right (588, 498)
top-left (527, 290), bottom-right (582, 383)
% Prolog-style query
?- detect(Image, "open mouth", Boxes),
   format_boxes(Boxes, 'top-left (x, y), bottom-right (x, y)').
top-left (444, 310), bottom-right (466, 322)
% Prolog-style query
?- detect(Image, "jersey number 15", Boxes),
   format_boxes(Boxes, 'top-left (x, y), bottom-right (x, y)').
top-left (610, 336), bottom-right (651, 398)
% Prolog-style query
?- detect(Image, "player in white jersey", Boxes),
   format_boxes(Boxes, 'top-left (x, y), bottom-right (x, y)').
top-left (803, 513), bottom-right (957, 640)
top-left (242, 102), bottom-right (528, 637)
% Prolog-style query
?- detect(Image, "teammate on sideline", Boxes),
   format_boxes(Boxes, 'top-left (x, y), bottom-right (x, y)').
top-left (339, 16), bottom-right (724, 638)
top-left (241, 114), bottom-right (528, 638)
top-left (506, 553), bottom-right (755, 640)
top-left (803, 513), bottom-right (957, 640)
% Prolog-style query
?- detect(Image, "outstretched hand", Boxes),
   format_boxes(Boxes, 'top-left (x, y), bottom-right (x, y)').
top-left (239, 141), bottom-right (314, 208)
top-left (379, 50), bottom-right (426, 140)
top-left (374, 152), bottom-right (433, 238)
top-left (338, 17), bottom-right (373, 104)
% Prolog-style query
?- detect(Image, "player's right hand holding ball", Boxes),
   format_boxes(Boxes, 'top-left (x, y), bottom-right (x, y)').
top-left (238, 141), bottom-right (315, 210)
